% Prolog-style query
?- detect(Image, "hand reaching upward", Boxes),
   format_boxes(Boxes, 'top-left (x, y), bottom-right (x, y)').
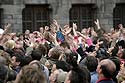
top-left (94, 19), bottom-right (101, 29)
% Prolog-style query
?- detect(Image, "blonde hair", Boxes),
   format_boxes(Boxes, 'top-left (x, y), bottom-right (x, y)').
top-left (4, 40), bottom-right (16, 49)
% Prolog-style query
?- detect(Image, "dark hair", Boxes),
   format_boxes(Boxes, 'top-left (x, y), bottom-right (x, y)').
top-left (109, 57), bottom-right (120, 71)
top-left (0, 45), bottom-right (4, 50)
top-left (12, 53), bottom-right (24, 67)
top-left (117, 40), bottom-right (125, 49)
top-left (0, 64), bottom-right (8, 83)
top-left (5, 49), bottom-right (14, 57)
top-left (23, 56), bottom-right (32, 65)
top-left (86, 45), bottom-right (96, 52)
top-left (7, 69), bottom-right (16, 81)
top-left (98, 37), bottom-right (108, 48)
top-left (111, 46), bottom-right (119, 56)
top-left (44, 42), bottom-right (51, 55)
top-left (85, 56), bottom-right (98, 72)
top-left (109, 57), bottom-right (120, 83)
top-left (65, 51), bottom-right (78, 68)
top-left (55, 61), bottom-right (70, 72)
top-left (69, 66), bottom-right (90, 83)
top-left (31, 49), bottom-right (42, 61)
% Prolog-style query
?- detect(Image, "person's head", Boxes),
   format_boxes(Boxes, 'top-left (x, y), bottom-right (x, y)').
top-left (17, 33), bottom-right (24, 40)
top-left (64, 66), bottom-right (90, 83)
top-left (7, 69), bottom-right (17, 81)
top-left (4, 40), bottom-right (16, 50)
top-left (29, 60), bottom-right (44, 71)
top-left (109, 56), bottom-right (121, 83)
top-left (65, 51), bottom-right (78, 67)
top-left (0, 64), bottom-right (8, 83)
top-left (52, 61), bottom-right (70, 72)
top-left (22, 55), bottom-right (32, 66)
top-left (38, 44), bottom-right (47, 56)
top-left (11, 53), bottom-right (24, 68)
top-left (31, 49), bottom-right (42, 61)
top-left (80, 56), bottom-right (98, 72)
top-left (109, 57), bottom-right (120, 71)
top-left (48, 47), bottom-right (64, 60)
top-left (14, 65), bottom-right (47, 83)
top-left (96, 59), bottom-right (116, 78)
top-left (0, 51), bottom-right (11, 66)
top-left (25, 30), bottom-right (30, 35)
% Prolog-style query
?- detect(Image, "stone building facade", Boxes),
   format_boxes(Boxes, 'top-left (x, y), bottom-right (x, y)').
top-left (0, 0), bottom-right (125, 33)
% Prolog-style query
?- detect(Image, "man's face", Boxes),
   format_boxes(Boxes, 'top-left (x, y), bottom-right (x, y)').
top-left (11, 56), bottom-right (19, 67)
top-left (96, 60), bottom-right (105, 75)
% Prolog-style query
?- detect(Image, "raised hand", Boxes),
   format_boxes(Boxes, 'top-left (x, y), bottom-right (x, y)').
top-left (94, 19), bottom-right (101, 29)
top-left (94, 19), bottom-right (99, 25)
top-left (4, 23), bottom-right (11, 34)
top-left (45, 26), bottom-right (49, 31)
top-left (118, 24), bottom-right (123, 30)
top-left (53, 19), bottom-right (58, 25)
top-left (73, 23), bottom-right (77, 30)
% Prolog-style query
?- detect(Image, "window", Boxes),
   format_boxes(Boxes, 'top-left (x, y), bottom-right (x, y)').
top-left (69, 4), bottom-right (97, 31)
top-left (113, 3), bottom-right (125, 28)
top-left (22, 5), bottom-right (52, 32)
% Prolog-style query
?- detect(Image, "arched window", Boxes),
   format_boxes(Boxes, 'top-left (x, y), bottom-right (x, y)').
top-left (22, 5), bottom-right (52, 32)
top-left (69, 4), bottom-right (97, 31)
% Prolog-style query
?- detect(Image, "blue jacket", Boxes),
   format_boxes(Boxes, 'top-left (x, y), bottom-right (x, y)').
top-left (91, 71), bottom-right (98, 83)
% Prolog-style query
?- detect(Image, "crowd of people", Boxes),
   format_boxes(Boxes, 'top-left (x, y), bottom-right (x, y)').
top-left (0, 19), bottom-right (125, 83)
